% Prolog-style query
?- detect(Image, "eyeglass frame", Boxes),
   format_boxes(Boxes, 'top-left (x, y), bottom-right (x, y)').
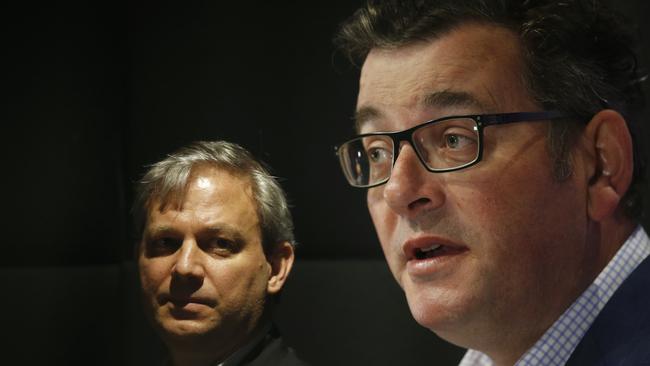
top-left (335, 111), bottom-right (570, 188)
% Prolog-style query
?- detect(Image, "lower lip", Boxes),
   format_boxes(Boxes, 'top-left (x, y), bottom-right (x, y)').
top-left (406, 248), bottom-right (467, 279)
top-left (168, 302), bottom-right (210, 316)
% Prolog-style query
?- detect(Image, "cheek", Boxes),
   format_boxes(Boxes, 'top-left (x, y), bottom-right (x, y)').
top-left (459, 193), bottom-right (512, 247)
top-left (455, 170), bottom-right (586, 283)
top-left (210, 257), bottom-right (270, 304)
top-left (138, 258), bottom-right (168, 296)
top-left (367, 189), bottom-right (407, 285)
top-left (367, 188), bottom-right (393, 238)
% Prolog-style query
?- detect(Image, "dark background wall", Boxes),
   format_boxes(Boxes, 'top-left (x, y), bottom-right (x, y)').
top-left (2, 1), bottom-right (649, 365)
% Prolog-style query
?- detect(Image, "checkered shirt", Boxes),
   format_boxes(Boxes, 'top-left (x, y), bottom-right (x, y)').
top-left (459, 226), bottom-right (650, 366)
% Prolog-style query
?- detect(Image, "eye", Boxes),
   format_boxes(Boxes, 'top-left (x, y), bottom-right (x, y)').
top-left (368, 147), bottom-right (390, 163)
top-left (146, 237), bottom-right (182, 256)
top-left (204, 237), bottom-right (239, 256)
top-left (444, 134), bottom-right (465, 148)
top-left (442, 129), bottom-right (476, 150)
top-left (363, 138), bottom-right (392, 164)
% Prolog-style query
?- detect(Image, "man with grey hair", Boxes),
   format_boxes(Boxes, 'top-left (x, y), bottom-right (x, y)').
top-left (134, 140), bottom-right (307, 366)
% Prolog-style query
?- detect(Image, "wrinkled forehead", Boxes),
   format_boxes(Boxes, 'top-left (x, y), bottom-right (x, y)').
top-left (355, 23), bottom-right (534, 133)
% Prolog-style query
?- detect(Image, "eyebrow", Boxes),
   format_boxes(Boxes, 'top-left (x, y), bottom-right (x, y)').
top-left (145, 225), bottom-right (177, 237)
top-left (201, 225), bottom-right (246, 244)
top-left (353, 106), bottom-right (382, 134)
top-left (354, 90), bottom-right (487, 133)
top-left (423, 90), bottom-right (486, 110)
top-left (145, 224), bottom-right (246, 243)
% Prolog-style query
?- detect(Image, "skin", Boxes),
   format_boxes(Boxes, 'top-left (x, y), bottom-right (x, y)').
top-left (358, 23), bottom-right (635, 365)
top-left (138, 166), bottom-right (294, 366)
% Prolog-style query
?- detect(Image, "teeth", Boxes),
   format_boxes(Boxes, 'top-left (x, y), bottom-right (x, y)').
top-left (421, 244), bottom-right (442, 253)
top-left (414, 244), bottom-right (443, 259)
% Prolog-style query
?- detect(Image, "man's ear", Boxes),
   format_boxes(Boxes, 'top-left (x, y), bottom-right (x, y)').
top-left (585, 109), bottom-right (634, 221)
top-left (266, 241), bottom-right (295, 295)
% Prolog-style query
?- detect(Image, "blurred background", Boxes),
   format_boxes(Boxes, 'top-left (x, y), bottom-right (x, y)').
top-left (3, 0), bottom-right (649, 365)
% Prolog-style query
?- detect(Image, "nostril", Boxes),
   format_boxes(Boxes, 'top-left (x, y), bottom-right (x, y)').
top-left (170, 273), bottom-right (203, 295)
top-left (408, 197), bottom-right (431, 210)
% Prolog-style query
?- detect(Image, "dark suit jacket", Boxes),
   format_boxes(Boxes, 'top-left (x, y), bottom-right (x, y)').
top-left (160, 327), bottom-right (307, 366)
top-left (566, 255), bottom-right (650, 365)
top-left (239, 327), bottom-right (308, 366)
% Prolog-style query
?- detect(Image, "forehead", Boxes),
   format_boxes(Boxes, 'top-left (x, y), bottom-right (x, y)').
top-left (147, 166), bottom-right (259, 229)
top-left (356, 23), bottom-right (537, 132)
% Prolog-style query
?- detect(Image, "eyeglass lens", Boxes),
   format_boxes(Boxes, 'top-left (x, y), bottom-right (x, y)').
top-left (339, 117), bottom-right (480, 187)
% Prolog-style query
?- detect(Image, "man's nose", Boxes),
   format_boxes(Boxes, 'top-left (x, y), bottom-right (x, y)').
top-left (382, 143), bottom-right (446, 216)
top-left (172, 239), bottom-right (205, 279)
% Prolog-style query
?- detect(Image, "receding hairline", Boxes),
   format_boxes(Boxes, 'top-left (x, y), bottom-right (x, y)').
top-left (353, 23), bottom-right (526, 133)
top-left (340, 11), bottom-right (520, 64)
top-left (144, 162), bottom-right (255, 220)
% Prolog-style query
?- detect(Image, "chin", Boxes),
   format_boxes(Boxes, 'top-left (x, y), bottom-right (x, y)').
top-left (408, 300), bottom-right (447, 330)
top-left (404, 284), bottom-right (465, 332)
top-left (155, 313), bottom-right (214, 336)
top-left (406, 288), bottom-right (486, 350)
top-left (158, 321), bottom-right (217, 344)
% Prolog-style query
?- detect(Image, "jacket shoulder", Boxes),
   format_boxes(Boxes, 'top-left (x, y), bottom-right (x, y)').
top-left (567, 256), bottom-right (650, 365)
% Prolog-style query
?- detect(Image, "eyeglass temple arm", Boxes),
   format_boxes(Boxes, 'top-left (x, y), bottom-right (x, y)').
top-left (479, 111), bottom-right (567, 126)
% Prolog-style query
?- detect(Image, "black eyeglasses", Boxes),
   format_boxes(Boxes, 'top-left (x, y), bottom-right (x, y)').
top-left (335, 111), bottom-right (569, 188)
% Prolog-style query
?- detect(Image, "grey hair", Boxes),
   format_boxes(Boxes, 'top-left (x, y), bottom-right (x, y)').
top-left (133, 141), bottom-right (295, 251)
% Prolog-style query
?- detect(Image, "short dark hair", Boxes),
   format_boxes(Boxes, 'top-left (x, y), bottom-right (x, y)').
top-left (133, 141), bottom-right (295, 251)
top-left (335, 0), bottom-right (647, 219)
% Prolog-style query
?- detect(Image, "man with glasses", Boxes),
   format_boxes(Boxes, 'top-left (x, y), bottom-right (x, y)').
top-left (334, 0), bottom-right (649, 365)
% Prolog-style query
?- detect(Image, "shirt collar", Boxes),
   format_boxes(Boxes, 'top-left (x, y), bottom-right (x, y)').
top-left (162, 323), bottom-right (273, 366)
top-left (216, 323), bottom-right (272, 366)
top-left (460, 225), bottom-right (650, 366)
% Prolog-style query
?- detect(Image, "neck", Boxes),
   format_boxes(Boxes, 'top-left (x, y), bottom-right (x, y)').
top-left (167, 319), bottom-right (270, 366)
top-left (593, 213), bottom-right (637, 271)
top-left (485, 215), bottom-right (637, 366)
top-left (170, 350), bottom-right (224, 366)
top-left (169, 336), bottom-right (242, 366)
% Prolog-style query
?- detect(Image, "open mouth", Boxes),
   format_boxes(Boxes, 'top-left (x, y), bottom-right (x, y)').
top-left (411, 243), bottom-right (467, 261)
top-left (414, 244), bottom-right (443, 259)
top-left (404, 238), bottom-right (468, 276)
